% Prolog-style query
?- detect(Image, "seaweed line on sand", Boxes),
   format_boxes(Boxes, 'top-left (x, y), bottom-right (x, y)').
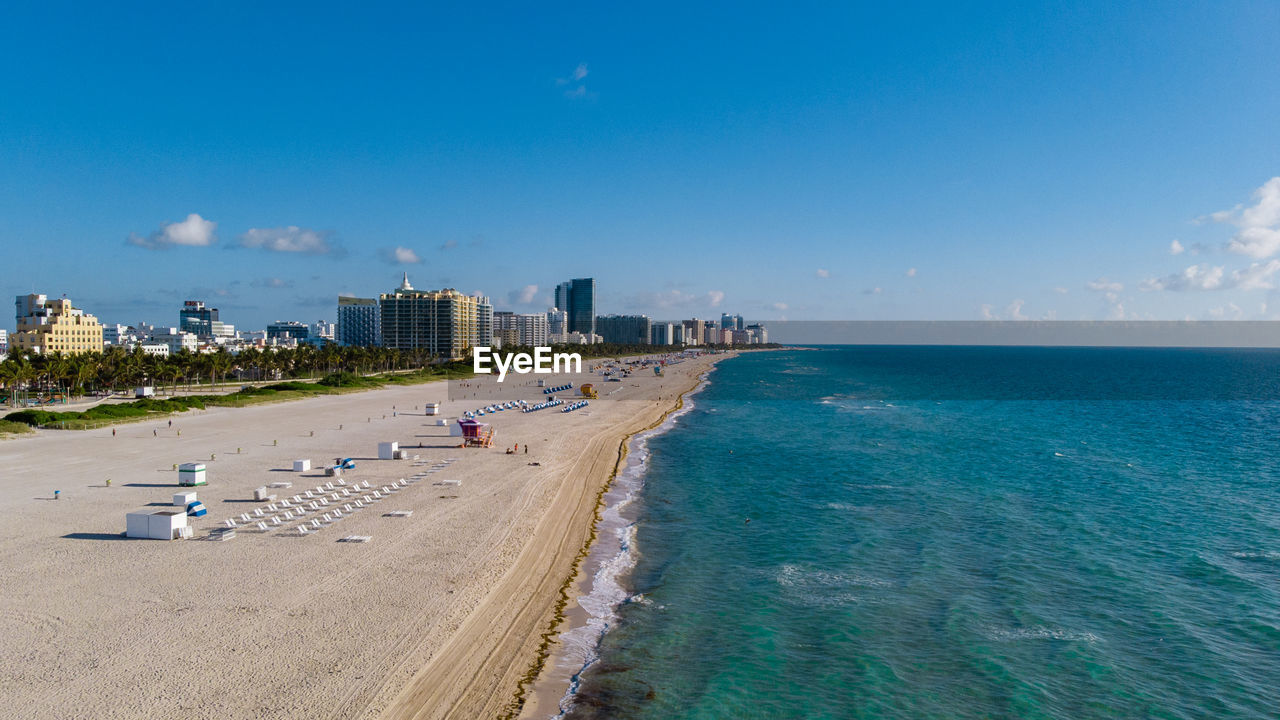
top-left (499, 369), bottom-right (710, 720)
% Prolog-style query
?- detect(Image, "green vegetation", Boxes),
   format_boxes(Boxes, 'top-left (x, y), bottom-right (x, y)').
top-left (3, 360), bottom-right (473, 430)
top-left (0, 419), bottom-right (34, 436)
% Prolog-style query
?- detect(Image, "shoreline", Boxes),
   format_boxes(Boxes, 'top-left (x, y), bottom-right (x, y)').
top-left (0, 349), bottom-right (730, 720)
top-left (518, 367), bottom-right (712, 719)
top-left (375, 353), bottom-right (731, 720)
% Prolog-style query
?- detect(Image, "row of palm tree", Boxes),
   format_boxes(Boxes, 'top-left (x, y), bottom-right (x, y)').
top-left (0, 344), bottom-right (440, 408)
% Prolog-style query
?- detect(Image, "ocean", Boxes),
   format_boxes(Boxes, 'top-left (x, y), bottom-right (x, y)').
top-left (555, 346), bottom-right (1280, 719)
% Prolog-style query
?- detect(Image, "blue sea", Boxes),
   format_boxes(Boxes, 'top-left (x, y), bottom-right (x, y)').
top-left (556, 346), bottom-right (1280, 719)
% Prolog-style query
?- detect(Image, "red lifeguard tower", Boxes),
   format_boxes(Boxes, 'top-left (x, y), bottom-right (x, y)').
top-left (458, 418), bottom-right (495, 448)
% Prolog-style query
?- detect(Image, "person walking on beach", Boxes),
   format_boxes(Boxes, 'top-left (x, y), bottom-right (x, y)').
top-left (153, 429), bottom-right (157, 437)
top-left (168, 419), bottom-right (172, 428)
top-left (524, 445), bottom-right (528, 454)
top-left (112, 428), bottom-right (116, 437)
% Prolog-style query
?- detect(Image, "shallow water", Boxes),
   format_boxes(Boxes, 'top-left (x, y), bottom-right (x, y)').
top-left (560, 347), bottom-right (1280, 719)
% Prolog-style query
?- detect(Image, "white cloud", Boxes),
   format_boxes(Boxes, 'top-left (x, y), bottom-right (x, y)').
top-left (558, 63), bottom-right (590, 98)
top-left (815, 268), bottom-right (830, 279)
top-left (1053, 286), bottom-right (1069, 294)
top-left (1170, 239), bottom-right (1185, 255)
top-left (771, 302), bottom-right (789, 311)
top-left (1085, 278), bottom-right (1124, 293)
top-left (1208, 302), bottom-right (1244, 319)
top-left (507, 284), bottom-right (539, 306)
top-left (1210, 177), bottom-right (1280, 258)
top-left (250, 277), bottom-right (293, 289)
top-left (1140, 260), bottom-right (1280, 292)
top-left (1229, 259), bottom-right (1280, 290)
top-left (379, 246), bottom-right (421, 265)
top-left (627, 289), bottom-right (725, 312)
top-left (905, 267), bottom-right (917, 277)
top-left (240, 226), bottom-right (334, 255)
top-left (1006, 299), bottom-right (1028, 320)
top-left (980, 304), bottom-right (995, 320)
top-left (1141, 264), bottom-right (1224, 291)
top-left (127, 213), bottom-right (217, 249)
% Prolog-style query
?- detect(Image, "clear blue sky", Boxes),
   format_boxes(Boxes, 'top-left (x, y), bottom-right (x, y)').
top-left (3, 1), bottom-right (1279, 329)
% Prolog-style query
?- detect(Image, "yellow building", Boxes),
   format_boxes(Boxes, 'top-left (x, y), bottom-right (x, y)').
top-left (11, 294), bottom-right (104, 355)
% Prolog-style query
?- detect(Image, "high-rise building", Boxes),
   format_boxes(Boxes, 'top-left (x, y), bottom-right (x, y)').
top-left (554, 278), bottom-right (596, 336)
top-left (720, 313), bottom-right (744, 331)
top-left (745, 323), bottom-right (769, 344)
top-left (266, 321), bottom-right (310, 340)
top-left (494, 312), bottom-right (550, 347)
top-left (596, 314), bottom-right (652, 344)
top-left (11, 293), bottom-right (104, 355)
top-left (681, 318), bottom-right (702, 345)
top-left (180, 300), bottom-right (219, 337)
top-left (650, 323), bottom-right (674, 345)
top-left (547, 308), bottom-right (568, 341)
top-left (475, 295), bottom-right (493, 348)
top-left (336, 296), bottom-right (381, 347)
top-left (379, 274), bottom-right (482, 359)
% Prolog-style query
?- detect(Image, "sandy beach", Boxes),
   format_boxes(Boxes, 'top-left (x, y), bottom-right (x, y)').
top-left (0, 352), bottom-right (726, 719)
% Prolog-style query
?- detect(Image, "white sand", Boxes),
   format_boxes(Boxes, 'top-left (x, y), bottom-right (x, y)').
top-left (0, 353), bottom-right (725, 719)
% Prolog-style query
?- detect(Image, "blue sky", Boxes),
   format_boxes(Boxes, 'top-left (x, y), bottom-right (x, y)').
top-left (3, 1), bottom-right (1280, 330)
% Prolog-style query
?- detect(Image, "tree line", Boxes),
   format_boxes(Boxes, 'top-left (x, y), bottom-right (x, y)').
top-left (0, 345), bottom-right (440, 407)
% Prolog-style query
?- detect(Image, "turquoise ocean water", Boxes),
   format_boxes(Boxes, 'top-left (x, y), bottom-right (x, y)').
top-left (559, 347), bottom-right (1280, 719)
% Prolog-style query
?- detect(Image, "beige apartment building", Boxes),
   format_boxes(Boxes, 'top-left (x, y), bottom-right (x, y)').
top-left (11, 294), bottom-right (105, 355)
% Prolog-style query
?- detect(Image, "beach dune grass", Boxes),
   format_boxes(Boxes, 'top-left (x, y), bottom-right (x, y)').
top-left (0, 419), bottom-right (35, 435)
top-left (3, 364), bottom-right (473, 430)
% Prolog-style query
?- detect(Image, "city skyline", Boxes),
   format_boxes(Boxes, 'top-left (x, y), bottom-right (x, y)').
top-left (3, 3), bottom-right (1280, 328)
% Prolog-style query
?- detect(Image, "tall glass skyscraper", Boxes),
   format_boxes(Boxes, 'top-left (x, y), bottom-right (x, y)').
top-left (554, 277), bottom-right (596, 336)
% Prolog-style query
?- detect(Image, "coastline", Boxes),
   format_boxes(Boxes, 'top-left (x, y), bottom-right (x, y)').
top-left (517, 367), bottom-right (710, 719)
top-left (376, 353), bottom-right (730, 720)
top-left (0, 350), bottom-right (729, 720)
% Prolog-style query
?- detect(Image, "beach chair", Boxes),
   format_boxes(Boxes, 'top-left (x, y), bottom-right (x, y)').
top-left (267, 504), bottom-right (278, 512)
top-left (240, 513), bottom-right (251, 523)
top-left (355, 500), bottom-right (364, 508)
top-left (322, 514), bottom-right (332, 523)
top-left (311, 519), bottom-right (321, 529)
top-left (257, 521), bottom-right (269, 532)
top-left (334, 510), bottom-right (344, 519)
top-left (225, 519), bottom-right (236, 528)
top-left (254, 508), bottom-right (265, 517)
top-left (298, 525), bottom-right (310, 535)
top-left (271, 517), bottom-right (283, 526)
top-left (361, 480), bottom-right (370, 489)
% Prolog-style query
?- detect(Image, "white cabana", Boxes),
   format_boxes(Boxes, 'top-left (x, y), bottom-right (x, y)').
top-left (292, 459), bottom-right (311, 472)
top-left (177, 463), bottom-right (206, 486)
top-left (173, 491), bottom-right (197, 507)
top-left (126, 509), bottom-right (189, 540)
top-left (424, 402), bottom-right (440, 416)
top-left (378, 441), bottom-right (398, 460)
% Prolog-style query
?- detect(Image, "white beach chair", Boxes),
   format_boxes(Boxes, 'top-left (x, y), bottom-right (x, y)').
top-left (334, 510), bottom-right (344, 519)
top-left (361, 480), bottom-right (370, 489)
top-left (271, 517), bottom-right (283, 526)
top-left (257, 521), bottom-right (269, 532)
top-left (298, 525), bottom-right (310, 535)
top-left (225, 519), bottom-right (236, 528)
top-left (240, 513), bottom-right (251, 523)
top-left (254, 508), bottom-right (265, 517)
top-left (311, 519), bottom-right (321, 529)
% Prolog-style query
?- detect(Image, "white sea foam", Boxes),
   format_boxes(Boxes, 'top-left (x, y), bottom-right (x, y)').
top-left (985, 626), bottom-right (1101, 643)
top-left (551, 376), bottom-right (708, 718)
top-left (1232, 551), bottom-right (1280, 560)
